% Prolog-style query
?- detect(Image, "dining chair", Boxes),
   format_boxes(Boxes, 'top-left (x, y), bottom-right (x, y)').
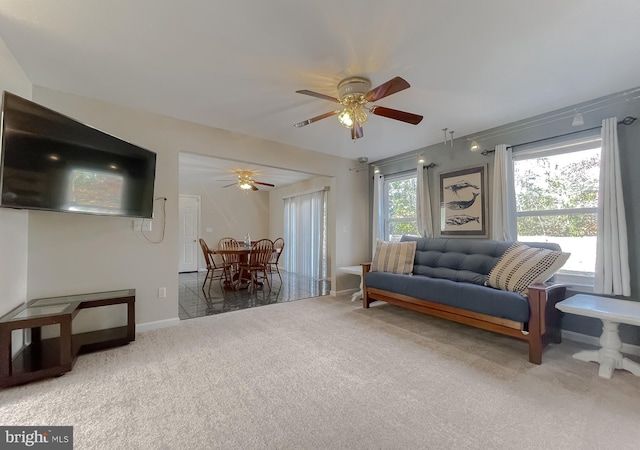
top-left (218, 237), bottom-right (242, 276)
top-left (268, 237), bottom-right (285, 283)
top-left (199, 238), bottom-right (230, 292)
top-left (237, 238), bottom-right (274, 293)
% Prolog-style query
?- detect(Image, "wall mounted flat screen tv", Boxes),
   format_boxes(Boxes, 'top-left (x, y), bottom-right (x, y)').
top-left (0, 91), bottom-right (156, 218)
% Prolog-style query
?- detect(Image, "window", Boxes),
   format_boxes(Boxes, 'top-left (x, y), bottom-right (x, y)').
top-left (283, 189), bottom-right (328, 280)
top-left (513, 135), bottom-right (601, 284)
top-left (383, 172), bottom-right (419, 241)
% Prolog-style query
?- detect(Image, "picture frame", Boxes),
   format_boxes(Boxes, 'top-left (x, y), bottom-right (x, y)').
top-left (439, 165), bottom-right (488, 237)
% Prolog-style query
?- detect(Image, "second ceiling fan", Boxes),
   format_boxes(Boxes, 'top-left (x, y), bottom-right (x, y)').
top-left (222, 170), bottom-right (275, 191)
top-left (294, 76), bottom-right (423, 140)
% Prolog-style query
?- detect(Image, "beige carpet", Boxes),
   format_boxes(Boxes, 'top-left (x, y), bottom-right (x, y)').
top-left (2, 295), bottom-right (640, 449)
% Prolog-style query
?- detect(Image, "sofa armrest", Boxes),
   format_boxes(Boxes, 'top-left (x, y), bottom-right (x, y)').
top-left (526, 282), bottom-right (568, 362)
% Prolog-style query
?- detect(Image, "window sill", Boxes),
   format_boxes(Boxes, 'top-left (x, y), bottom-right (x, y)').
top-left (554, 271), bottom-right (594, 293)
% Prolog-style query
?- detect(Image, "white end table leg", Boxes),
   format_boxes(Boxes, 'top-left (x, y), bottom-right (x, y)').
top-left (621, 357), bottom-right (640, 376)
top-left (573, 320), bottom-right (628, 379)
top-left (351, 273), bottom-right (363, 302)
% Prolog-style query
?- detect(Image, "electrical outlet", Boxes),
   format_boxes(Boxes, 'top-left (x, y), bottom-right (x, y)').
top-left (158, 287), bottom-right (166, 298)
top-left (142, 220), bottom-right (152, 231)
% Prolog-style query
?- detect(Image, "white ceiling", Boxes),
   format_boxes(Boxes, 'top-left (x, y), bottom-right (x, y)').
top-left (179, 153), bottom-right (314, 191)
top-left (2, 0), bottom-right (640, 163)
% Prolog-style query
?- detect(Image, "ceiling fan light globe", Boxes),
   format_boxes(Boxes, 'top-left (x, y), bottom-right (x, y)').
top-left (354, 107), bottom-right (368, 125)
top-left (338, 110), bottom-right (353, 128)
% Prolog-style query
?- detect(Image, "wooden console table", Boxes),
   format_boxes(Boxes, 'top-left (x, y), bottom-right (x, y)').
top-left (556, 294), bottom-right (640, 379)
top-left (0, 289), bottom-right (135, 388)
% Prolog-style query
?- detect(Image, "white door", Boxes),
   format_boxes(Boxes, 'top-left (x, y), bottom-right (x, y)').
top-left (179, 195), bottom-right (200, 272)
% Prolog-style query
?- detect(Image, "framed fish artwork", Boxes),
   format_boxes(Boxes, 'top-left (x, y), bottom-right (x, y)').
top-left (439, 164), bottom-right (488, 237)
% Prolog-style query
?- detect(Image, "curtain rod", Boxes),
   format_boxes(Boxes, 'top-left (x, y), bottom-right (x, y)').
top-left (469, 88), bottom-right (640, 142)
top-left (372, 162), bottom-right (437, 178)
top-left (481, 116), bottom-right (637, 156)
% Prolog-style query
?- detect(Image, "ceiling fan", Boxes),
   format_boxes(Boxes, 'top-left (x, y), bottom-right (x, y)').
top-left (293, 76), bottom-right (423, 140)
top-left (220, 170), bottom-right (275, 191)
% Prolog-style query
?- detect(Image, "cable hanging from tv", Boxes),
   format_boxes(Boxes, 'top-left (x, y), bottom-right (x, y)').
top-left (140, 197), bottom-right (168, 244)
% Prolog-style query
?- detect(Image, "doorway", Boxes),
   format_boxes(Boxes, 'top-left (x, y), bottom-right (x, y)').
top-left (178, 195), bottom-right (200, 272)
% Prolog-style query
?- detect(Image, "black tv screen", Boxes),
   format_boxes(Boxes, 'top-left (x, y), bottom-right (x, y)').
top-left (0, 91), bottom-right (156, 218)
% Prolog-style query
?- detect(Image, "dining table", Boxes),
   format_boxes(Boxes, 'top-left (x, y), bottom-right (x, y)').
top-left (211, 246), bottom-right (280, 290)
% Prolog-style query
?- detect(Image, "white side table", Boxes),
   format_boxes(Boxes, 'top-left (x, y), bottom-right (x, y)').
top-left (339, 265), bottom-right (365, 302)
top-left (556, 294), bottom-right (640, 379)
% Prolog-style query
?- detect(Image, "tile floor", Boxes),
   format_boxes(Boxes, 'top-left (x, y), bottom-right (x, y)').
top-left (178, 270), bottom-right (331, 320)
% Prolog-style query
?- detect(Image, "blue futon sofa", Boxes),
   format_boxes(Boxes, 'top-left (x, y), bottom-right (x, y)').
top-left (363, 236), bottom-right (567, 364)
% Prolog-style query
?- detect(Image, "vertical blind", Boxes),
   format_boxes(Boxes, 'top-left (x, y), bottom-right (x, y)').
top-left (283, 189), bottom-right (327, 279)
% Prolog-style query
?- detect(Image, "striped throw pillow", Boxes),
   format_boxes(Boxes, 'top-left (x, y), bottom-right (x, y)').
top-left (486, 242), bottom-right (570, 296)
top-left (371, 240), bottom-right (417, 275)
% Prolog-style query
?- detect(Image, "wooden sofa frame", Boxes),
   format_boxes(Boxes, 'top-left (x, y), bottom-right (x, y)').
top-left (361, 263), bottom-right (567, 364)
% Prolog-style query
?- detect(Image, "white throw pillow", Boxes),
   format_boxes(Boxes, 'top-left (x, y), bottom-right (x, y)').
top-left (486, 242), bottom-right (570, 296)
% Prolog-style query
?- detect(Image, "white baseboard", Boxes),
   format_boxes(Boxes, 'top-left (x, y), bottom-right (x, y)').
top-left (330, 288), bottom-right (358, 297)
top-left (562, 330), bottom-right (640, 357)
top-left (136, 317), bottom-right (181, 333)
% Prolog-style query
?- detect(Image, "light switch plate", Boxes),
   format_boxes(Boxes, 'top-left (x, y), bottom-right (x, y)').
top-left (133, 219), bottom-right (151, 231)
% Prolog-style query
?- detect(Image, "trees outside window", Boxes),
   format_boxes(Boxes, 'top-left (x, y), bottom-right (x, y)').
top-left (513, 138), bottom-right (601, 278)
top-left (384, 174), bottom-right (418, 240)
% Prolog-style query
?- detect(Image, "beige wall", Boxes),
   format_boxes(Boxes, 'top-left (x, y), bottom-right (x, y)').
top-left (0, 37), bottom-right (32, 318)
top-left (24, 86), bottom-right (368, 327)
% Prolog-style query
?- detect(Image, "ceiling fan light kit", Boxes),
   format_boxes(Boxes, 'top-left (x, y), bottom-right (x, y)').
top-left (294, 76), bottom-right (423, 141)
top-left (237, 171), bottom-right (254, 190)
top-left (222, 169), bottom-right (275, 191)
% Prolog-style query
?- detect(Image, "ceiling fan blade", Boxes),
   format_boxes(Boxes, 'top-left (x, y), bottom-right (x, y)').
top-left (253, 181), bottom-right (275, 187)
top-left (251, 184), bottom-right (259, 191)
top-left (293, 110), bottom-right (338, 128)
top-left (370, 106), bottom-right (423, 125)
top-left (222, 183), bottom-right (236, 188)
top-left (365, 77), bottom-right (410, 102)
top-left (351, 122), bottom-right (363, 140)
top-left (296, 90), bottom-right (340, 103)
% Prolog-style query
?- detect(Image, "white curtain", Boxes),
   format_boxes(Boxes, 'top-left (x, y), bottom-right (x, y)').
top-left (595, 117), bottom-right (631, 296)
top-left (283, 189), bottom-right (327, 279)
top-left (416, 163), bottom-right (434, 238)
top-left (491, 144), bottom-right (517, 241)
top-left (372, 174), bottom-right (384, 257)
